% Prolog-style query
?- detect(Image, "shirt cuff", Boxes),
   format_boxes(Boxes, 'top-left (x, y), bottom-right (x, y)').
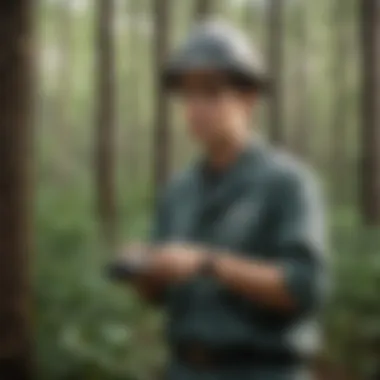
top-left (282, 260), bottom-right (319, 314)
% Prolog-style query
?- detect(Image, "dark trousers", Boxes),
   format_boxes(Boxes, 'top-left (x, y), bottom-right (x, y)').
top-left (167, 359), bottom-right (312, 380)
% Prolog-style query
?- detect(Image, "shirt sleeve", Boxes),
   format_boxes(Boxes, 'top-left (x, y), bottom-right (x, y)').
top-left (149, 196), bottom-right (167, 243)
top-left (144, 193), bottom-right (171, 305)
top-left (271, 168), bottom-right (329, 314)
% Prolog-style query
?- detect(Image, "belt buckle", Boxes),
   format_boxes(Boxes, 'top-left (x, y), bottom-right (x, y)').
top-left (186, 345), bottom-right (213, 369)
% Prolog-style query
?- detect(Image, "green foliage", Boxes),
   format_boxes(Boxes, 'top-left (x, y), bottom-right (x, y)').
top-left (323, 218), bottom-right (380, 378)
top-left (34, 0), bottom-right (379, 379)
top-left (36, 184), bottom-right (167, 380)
top-left (35, 179), bottom-right (380, 380)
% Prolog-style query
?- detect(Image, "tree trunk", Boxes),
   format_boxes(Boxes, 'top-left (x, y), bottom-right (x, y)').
top-left (267, 0), bottom-right (285, 145)
top-left (0, 1), bottom-right (34, 379)
top-left (57, 0), bottom-right (72, 134)
top-left (55, 0), bottom-right (73, 184)
top-left (330, 0), bottom-right (350, 175)
top-left (153, 0), bottom-right (171, 192)
top-left (360, 0), bottom-right (380, 225)
top-left (124, 0), bottom-right (139, 183)
top-left (195, 0), bottom-right (213, 18)
top-left (293, 0), bottom-right (310, 158)
top-left (243, 1), bottom-right (260, 34)
top-left (95, 0), bottom-right (117, 246)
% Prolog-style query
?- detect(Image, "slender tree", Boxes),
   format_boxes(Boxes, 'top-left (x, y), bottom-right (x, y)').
top-left (123, 0), bottom-right (139, 183)
top-left (267, 0), bottom-right (286, 144)
top-left (0, 1), bottom-right (34, 379)
top-left (195, 0), bottom-right (213, 18)
top-left (293, 0), bottom-right (310, 158)
top-left (214, 0), bottom-right (228, 17)
top-left (360, 0), bottom-right (380, 225)
top-left (56, 0), bottom-right (72, 135)
top-left (153, 0), bottom-right (171, 190)
top-left (330, 0), bottom-right (350, 175)
top-left (243, 0), bottom-right (261, 36)
top-left (54, 0), bottom-right (74, 182)
top-left (95, 0), bottom-right (117, 246)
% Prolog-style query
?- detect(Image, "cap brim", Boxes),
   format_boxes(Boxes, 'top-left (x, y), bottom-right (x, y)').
top-left (162, 65), bottom-right (271, 95)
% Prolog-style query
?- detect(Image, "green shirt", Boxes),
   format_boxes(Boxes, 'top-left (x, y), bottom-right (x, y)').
top-left (151, 140), bottom-right (327, 376)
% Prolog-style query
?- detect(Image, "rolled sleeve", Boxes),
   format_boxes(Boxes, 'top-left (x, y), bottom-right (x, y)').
top-left (272, 167), bottom-right (329, 314)
top-left (281, 247), bottom-right (326, 313)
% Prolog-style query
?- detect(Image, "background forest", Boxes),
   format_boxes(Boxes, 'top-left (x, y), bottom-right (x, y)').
top-left (0, 0), bottom-right (379, 380)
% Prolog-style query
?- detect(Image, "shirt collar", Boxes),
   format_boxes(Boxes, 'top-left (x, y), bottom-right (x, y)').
top-left (197, 133), bottom-right (265, 182)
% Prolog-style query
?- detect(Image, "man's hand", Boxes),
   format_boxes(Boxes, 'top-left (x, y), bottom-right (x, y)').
top-left (119, 243), bottom-right (207, 284)
top-left (149, 243), bottom-right (207, 283)
top-left (115, 243), bottom-right (207, 303)
top-left (115, 243), bottom-right (299, 312)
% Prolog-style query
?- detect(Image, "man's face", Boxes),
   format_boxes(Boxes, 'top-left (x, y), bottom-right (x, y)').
top-left (175, 70), bottom-right (255, 148)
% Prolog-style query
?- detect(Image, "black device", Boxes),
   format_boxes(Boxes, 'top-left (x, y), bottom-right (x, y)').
top-left (106, 256), bottom-right (148, 282)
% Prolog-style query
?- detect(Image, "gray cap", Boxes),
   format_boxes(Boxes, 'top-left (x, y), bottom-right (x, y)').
top-left (163, 19), bottom-right (269, 93)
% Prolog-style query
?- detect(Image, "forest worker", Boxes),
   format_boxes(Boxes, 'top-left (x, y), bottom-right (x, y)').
top-left (113, 20), bottom-right (328, 380)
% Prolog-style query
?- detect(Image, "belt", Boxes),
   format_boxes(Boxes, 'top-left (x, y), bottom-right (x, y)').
top-left (175, 344), bottom-right (301, 370)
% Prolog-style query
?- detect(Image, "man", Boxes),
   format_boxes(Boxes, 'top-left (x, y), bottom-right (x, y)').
top-left (117, 20), bottom-right (328, 380)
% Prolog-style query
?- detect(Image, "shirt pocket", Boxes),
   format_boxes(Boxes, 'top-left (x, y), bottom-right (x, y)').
top-left (210, 195), bottom-right (265, 250)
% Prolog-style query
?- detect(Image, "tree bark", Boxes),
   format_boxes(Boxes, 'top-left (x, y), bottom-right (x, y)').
top-left (131, 1), bottom-right (141, 183)
top-left (293, 0), bottom-right (310, 158)
top-left (95, 0), bottom-right (117, 246)
top-left (153, 0), bottom-right (171, 192)
top-left (330, 0), bottom-right (349, 174)
top-left (195, 0), bottom-right (213, 18)
top-left (56, 0), bottom-right (72, 135)
top-left (360, 0), bottom-right (380, 225)
top-left (0, 1), bottom-right (34, 379)
top-left (54, 0), bottom-right (74, 184)
top-left (267, 0), bottom-right (285, 145)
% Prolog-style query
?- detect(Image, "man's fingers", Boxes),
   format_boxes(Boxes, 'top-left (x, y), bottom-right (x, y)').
top-left (119, 243), bottom-right (147, 258)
